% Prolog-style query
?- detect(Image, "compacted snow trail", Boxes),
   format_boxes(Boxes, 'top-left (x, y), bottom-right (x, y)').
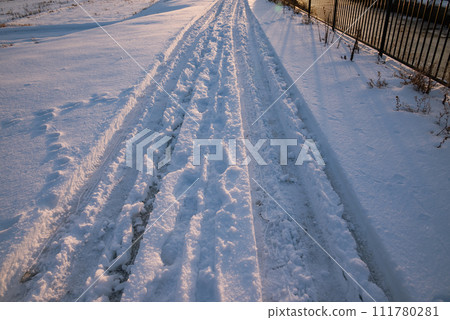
top-left (231, 0), bottom-right (385, 301)
top-left (121, 0), bottom-right (386, 302)
top-left (1, 0), bottom-right (387, 301)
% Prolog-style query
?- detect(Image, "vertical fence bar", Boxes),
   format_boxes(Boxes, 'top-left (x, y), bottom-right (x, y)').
top-left (443, 51), bottom-right (450, 82)
top-left (400, 0), bottom-right (416, 62)
top-left (350, 0), bottom-right (358, 35)
top-left (355, 0), bottom-right (367, 36)
top-left (412, 0), bottom-right (431, 65)
top-left (423, 0), bottom-right (443, 74)
top-left (379, 0), bottom-right (393, 56)
top-left (367, 0), bottom-right (376, 45)
top-left (360, 0), bottom-right (372, 43)
top-left (337, 0), bottom-right (344, 30)
top-left (347, 0), bottom-right (355, 30)
top-left (435, 28), bottom-right (449, 79)
top-left (431, 1), bottom-right (449, 78)
top-left (417, 0), bottom-right (438, 71)
top-left (342, 0), bottom-right (352, 30)
top-left (365, 0), bottom-right (378, 42)
top-left (356, 0), bottom-right (366, 39)
top-left (385, 0), bottom-right (401, 54)
top-left (371, 0), bottom-right (382, 47)
top-left (407, 0), bottom-right (426, 64)
top-left (366, 0), bottom-right (377, 45)
top-left (349, 0), bottom-right (356, 34)
top-left (374, 0), bottom-right (388, 48)
top-left (383, 0), bottom-right (395, 48)
top-left (332, 0), bottom-right (338, 31)
top-left (351, 0), bottom-right (363, 37)
top-left (391, 0), bottom-right (407, 57)
top-left (308, 0), bottom-right (311, 18)
top-left (396, 0), bottom-right (410, 58)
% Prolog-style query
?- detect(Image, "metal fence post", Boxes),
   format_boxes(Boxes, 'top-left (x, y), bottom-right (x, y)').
top-left (332, 0), bottom-right (338, 31)
top-left (379, 0), bottom-right (393, 57)
top-left (308, 0), bottom-right (311, 18)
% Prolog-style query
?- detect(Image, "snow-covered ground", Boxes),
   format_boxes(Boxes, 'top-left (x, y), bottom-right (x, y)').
top-left (0, 0), bottom-right (218, 300)
top-left (250, 0), bottom-right (450, 301)
top-left (0, 0), bottom-right (158, 25)
top-left (0, 0), bottom-right (448, 302)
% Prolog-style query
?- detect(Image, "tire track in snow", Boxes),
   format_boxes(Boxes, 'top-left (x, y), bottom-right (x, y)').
top-left (54, 0), bottom-right (244, 302)
top-left (233, 0), bottom-right (386, 301)
top-left (105, 1), bottom-right (233, 301)
top-left (122, 0), bottom-right (379, 301)
top-left (2, 0), bottom-right (226, 301)
top-left (122, 0), bottom-right (262, 301)
top-left (155, 13), bottom-right (230, 301)
top-left (4, 0), bottom-right (388, 302)
top-left (234, 0), bottom-right (317, 301)
top-left (77, 0), bottom-right (383, 301)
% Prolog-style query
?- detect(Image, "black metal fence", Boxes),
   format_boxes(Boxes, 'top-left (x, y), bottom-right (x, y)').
top-left (276, 0), bottom-right (450, 84)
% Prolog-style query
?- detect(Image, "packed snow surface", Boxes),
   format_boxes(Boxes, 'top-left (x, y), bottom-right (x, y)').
top-left (0, 0), bottom-right (448, 302)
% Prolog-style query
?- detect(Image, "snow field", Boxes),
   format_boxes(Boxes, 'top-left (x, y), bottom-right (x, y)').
top-left (250, 0), bottom-right (450, 301)
top-left (0, 0), bottom-right (218, 300)
top-left (1, 0), bottom-right (447, 302)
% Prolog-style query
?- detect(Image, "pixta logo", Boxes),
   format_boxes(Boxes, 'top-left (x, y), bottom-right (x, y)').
top-left (193, 138), bottom-right (325, 166)
top-left (126, 129), bottom-right (171, 175)
top-left (126, 129), bottom-right (325, 175)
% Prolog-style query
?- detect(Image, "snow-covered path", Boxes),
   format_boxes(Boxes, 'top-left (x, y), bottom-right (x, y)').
top-left (0, 0), bottom-right (389, 302)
